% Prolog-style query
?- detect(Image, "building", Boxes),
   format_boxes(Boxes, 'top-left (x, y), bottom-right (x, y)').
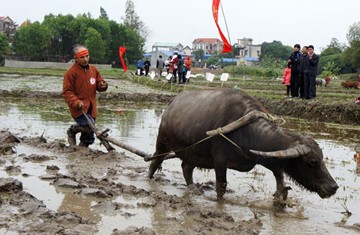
top-left (235, 38), bottom-right (261, 59)
top-left (0, 16), bottom-right (17, 41)
top-left (150, 42), bottom-right (187, 68)
top-left (182, 46), bottom-right (192, 56)
top-left (192, 38), bottom-right (223, 54)
top-left (151, 42), bottom-right (184, 53)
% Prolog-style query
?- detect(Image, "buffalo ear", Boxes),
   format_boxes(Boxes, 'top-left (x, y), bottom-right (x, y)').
top-left (249, 144), bottom-right (311, 158)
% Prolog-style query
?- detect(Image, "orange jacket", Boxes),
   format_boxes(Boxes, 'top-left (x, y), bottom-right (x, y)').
top-left (185, 56), bottom-right (192, 69)
top-left (62, 63), bottom-right (107, 119)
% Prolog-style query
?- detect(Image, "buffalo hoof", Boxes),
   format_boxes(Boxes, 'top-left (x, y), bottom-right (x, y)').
top-left (273, 186), bottom-right (291, 202)
top-left (216, 182), bottom-right (227, 201)
top-left (216, 194), bottom-right (225, 202)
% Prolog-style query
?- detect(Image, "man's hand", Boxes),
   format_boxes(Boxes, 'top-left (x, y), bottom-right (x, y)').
top-left (99, 81), bottom-right (108, 89)
top-left (77, 101), bottom-right (84, 110)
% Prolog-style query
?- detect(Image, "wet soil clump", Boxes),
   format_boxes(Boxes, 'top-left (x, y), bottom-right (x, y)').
top-left (0, 130), bottom-right (263, 234)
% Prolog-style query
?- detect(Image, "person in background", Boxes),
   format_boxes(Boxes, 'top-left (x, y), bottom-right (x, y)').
top-left (136, 58), bottom-right (144, 75)
top-left (184, 55), bottom-right (192, 83)
top-left (282, 62), bottom-right (292, 98)
top-left (156, 55), bottom-right (165, 80)
top-left (143, 58), bottom-right (151, 76)
top-left (62, 45), bottom-right (108, 147)
top-left (170, 53), bottom-right (178, 83)
top-left (299, 46), bottom-right (310, 99)
top-left (165, 56), bottom-right (171, 75)
top-left (177, 54), bottom-right (184, 84)
top-left (325, 74), bottom-right (331, 87)
top-left (288, 44), bottom-right (302, 98)
top-left (308, 45), bottom-right (319, 98)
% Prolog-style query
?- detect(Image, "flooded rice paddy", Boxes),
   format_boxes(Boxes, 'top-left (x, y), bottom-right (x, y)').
top-left (0, 96), bottom-right (359, 234)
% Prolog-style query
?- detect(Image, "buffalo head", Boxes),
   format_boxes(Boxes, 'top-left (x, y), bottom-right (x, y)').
top-left (250, 136), bottom-right (338, 198)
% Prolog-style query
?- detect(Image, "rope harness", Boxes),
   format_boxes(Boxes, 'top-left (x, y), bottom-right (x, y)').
top-left (144, 110), bottom-right (284, 162)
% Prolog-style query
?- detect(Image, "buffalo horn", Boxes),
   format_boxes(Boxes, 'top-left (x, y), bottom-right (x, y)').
top-left (249, 144), bottom-right (311, 158)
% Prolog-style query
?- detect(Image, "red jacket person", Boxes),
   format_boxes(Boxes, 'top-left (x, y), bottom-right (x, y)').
top-left (62, 45), bottom-right (108, 147)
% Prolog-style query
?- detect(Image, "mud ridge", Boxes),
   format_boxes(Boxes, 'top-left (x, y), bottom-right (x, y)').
top-left (259, 97), bottom-right (360, 125)
top-left (2, 89), bottom-right (360, 125)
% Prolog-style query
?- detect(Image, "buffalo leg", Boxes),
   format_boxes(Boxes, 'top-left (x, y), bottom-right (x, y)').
top-left (181, 162), bottom-right (195, 185)
top-left (148, 138), bottom-right (168, 179)
top-left (148, 157), bottom-right (164, 178)
top-left (214, 166), bottom-right (227, 200)
top-left (273, 170), bottom-right (291, 203)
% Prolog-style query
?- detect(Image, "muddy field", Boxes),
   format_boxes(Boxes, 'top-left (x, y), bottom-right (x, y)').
top-left (0, 74), bottom-right (360, 235)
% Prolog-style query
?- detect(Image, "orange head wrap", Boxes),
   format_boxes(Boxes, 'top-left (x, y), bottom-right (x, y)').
top-left (74, 49), bottom-right (89, 59)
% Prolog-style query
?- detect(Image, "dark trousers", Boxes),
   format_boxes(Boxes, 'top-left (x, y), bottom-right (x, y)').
top-left (144, 67), bottom-right (150, 76)
top-left (309, 73), bottom-right (316, 98)
top-left (178, 71), bottom-right (185, 83)
top-left (290, 70), bottom-right (300, 97)
top-left (300, 72), bottom-right (310, 99)
top-left (171, 69), bottom-right (178, 83)
top-left (286, 85), bottom-right (291, 97)
top-left (303, 72), bottom-right (311, 99)
top-left (299, 72), bottom-right (305, 98)
top-left (74, 106), bottom-right (95, 145)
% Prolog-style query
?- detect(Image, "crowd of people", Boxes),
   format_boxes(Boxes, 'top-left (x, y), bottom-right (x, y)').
top-left (282, 44), bottom-right (319, 99)
top-left (136, 52), bottom-right (192, 84)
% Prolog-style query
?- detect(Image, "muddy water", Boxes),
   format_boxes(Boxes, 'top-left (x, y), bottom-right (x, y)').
top-left (0, 97), bottom-right (359, 234)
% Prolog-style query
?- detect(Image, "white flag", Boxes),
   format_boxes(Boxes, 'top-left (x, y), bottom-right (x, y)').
top-left (220, 73), bottom-right (229, 82)
top-left (206, 72), bottom-right (215, 82)
top-left (166, 73), bottom-right (172, 80)
top-left (186, 70), bottom-right (191, 79)
top-left (149, 71), bottom-right (156, 80)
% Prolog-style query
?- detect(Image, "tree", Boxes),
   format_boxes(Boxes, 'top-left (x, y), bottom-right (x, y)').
top-left (321, 38), bottom-right (345, 57)
top-left (193, 49), bottom-right (204, 62)
top-left (207, 55), bottom-right (219, 66)
top-left (12, 22), bottom-right (51, 61)
top-left (122, 0), bottom-right (148, 39)
top-left (0, 33), bottom-right (10, 65)
top-left (342, 22), bottom-right (360, 71)
top-left (42, 14), bottom-right (76, 61)
top-left (85, 28), bottom-right (106, 63)
top-left (122, 27), bottom-right (145, 63)
top-left (347, 22), bottom-right (360, 44)
top-left (260, 40), bottom-right (293, 61)
top-left (11, 12), bottom-right (145, 65)
top-left (99, 7), bottom-right (109, 20)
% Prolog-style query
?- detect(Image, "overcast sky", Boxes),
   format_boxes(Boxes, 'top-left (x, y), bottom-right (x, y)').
top-left (2, 0), bottom-right (359, 52)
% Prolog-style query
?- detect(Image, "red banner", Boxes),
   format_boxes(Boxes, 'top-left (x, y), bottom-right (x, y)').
top-left (212, 0), bottom-right (232, 53)
top-left (118, 46), bottom-right (128, 73)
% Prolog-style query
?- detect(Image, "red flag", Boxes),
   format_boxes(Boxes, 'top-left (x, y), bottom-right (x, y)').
top-left (212, 0), bottom-right (232, 53)
top-left (118, 46), bottom-right (128, 72)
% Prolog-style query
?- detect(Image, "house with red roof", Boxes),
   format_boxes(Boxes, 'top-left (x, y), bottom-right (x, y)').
top-left (192, 38), bottom-right (224, 54)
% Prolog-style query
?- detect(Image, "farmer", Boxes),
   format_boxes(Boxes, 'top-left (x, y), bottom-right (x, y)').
top-left (62, 45), bottom-right (108, 147)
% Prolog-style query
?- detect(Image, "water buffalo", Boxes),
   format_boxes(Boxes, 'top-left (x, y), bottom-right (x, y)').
top-left (148, 89), bottom-right (338, 202)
